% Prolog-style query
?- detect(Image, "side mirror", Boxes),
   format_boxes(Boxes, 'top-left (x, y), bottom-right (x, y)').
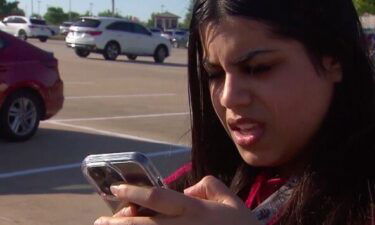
top-left (2, 20), bottom-right (7, 24)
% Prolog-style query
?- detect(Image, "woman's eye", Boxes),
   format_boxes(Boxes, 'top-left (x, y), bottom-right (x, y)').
top-left (245, 65), bottom-right (272, 75)
top-left (207, 71), bottom-right (225, 79)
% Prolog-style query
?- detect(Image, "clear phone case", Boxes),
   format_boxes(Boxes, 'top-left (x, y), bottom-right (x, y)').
top-left (81, 152), bottom-right (166, 213)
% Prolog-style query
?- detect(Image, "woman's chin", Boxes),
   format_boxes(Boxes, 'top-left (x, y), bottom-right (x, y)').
top-left (238, 147), bottom-right (281, 168)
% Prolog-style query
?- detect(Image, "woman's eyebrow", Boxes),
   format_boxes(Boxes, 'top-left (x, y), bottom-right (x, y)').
top-left (202, 58), bottom-right (222, 71)
top-left (202, 49), bottom-right (279, 71)
top-left (231, 49), bottom-right (279, 65)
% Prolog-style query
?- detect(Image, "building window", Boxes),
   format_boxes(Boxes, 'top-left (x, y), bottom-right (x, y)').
top-left (157, 19), bottom-right (162, 28)
top-left (171, 19), bottom-right (177, 29)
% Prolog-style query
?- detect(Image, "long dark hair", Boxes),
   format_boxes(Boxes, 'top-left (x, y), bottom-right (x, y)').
top-left (171, 0), bottom-right (375, 224)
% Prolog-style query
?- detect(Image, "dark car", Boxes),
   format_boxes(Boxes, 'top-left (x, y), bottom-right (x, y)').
top-left (0, 30), bottom-right (64, 141)
top-left (163, 29), bottom-right (189, 48)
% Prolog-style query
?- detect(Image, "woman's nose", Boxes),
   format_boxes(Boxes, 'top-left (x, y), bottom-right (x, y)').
top-left (220, 73), bottom-right (253, 109)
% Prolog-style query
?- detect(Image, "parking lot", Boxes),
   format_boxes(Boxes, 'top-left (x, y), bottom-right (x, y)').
top-left (0, 39), bottom-right (191, 225)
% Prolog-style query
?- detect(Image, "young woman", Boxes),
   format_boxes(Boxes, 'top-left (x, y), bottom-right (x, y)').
top-left (94, 0), bottom-right (375, 224)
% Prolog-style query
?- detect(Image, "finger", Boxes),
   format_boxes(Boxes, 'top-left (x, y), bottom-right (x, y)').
top-left (183, 175), bottom-right (243, 208)
top-left (113, 204), bottom-right (138, 217)
top-left (94, 216), bottom-right (159, 225)
top-left (94, 215), bottom-right (194, 225)
top-left (110, 185), bottom-right (195, 216)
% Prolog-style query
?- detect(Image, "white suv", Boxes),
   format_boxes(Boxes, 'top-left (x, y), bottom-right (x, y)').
top-left (66, 17), bottom-right (172, 63)
top-left (0, 16), bottom-right (51, 42)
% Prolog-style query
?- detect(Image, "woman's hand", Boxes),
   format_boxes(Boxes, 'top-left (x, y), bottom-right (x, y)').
top-left (94, 176), bottom-right (261, 225)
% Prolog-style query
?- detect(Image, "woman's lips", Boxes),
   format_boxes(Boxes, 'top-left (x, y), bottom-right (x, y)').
top-left (228, 119), bottom-right (265, 148)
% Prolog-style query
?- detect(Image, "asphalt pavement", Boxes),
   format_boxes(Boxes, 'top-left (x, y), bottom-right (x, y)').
top-left (0, 39), bottom-right (191, 225)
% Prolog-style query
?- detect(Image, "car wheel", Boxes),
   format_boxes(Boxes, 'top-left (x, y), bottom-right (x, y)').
top-left (18, 30), bottom-right (27, 41)
top-left (126, 54), bottom-right (137, 60)
top-left (0, 91), bottom-right (42, 142)
top-left (75, 48), bottom-right (91, 58)
top-left (103, 42), bottom-right (120, 61)
top-left (39, 37), bottom-right (48, 42)
top-left (154, 46), bottom-right (167, 63)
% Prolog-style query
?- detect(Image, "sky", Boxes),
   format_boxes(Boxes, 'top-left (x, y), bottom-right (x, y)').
top-left (15, 0), bottom-right (190, 22)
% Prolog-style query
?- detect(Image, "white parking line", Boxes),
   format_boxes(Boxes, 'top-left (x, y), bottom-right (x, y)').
top-left (65, 93), bottom-right (176, 100)
top-left (0, 148), bottom-right (190, 179)
top-left (64, 81), bottom-right (94, 85)
top-left (45, 120), bottom-right (186, 146)
top-left (49, 112), bottom-right (189, 122)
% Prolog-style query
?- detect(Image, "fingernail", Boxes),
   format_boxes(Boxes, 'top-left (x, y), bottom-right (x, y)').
top-left (110, 185), bottom-right (119, 196)
top-left (183, 187), bottom-right (192, 194)
top-left (123, 207), bottom-right (133, 216)
top-left (94, 218), bottom-right (103, 225)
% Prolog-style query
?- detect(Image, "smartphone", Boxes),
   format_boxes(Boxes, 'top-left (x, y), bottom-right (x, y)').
top-left (81, 152), bottom-right (167, 214)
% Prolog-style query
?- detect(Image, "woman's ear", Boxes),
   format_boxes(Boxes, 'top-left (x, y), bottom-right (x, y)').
top-left (322, 57), bottom-right (342, 83)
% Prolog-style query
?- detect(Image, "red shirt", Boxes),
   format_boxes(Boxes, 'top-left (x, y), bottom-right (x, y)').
top-left (164, 163), bottom-right (287, 224)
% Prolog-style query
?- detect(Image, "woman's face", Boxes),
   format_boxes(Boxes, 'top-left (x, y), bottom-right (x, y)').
top-left (202, 17), bottom-right (342, 168)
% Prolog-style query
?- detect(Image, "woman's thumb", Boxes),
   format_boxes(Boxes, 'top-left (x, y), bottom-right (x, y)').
top-left (184, 175), bottom-right (243, 208)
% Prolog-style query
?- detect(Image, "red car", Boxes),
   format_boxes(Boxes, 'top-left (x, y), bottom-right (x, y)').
top-left (0, 30), bottom-right (64, 141)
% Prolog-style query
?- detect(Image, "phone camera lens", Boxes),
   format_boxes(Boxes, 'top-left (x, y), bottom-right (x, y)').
top-left (109, 171), bottom-right (123, 182)
top-left (101, 181), bottom-right (112, 195)
top-left (90, 167), bottom-right (106, 180)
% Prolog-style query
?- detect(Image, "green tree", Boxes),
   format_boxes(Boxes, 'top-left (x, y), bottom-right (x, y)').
top-left (146, 13), bottom-right (156, 28)
top-left (182, 0), bottom-right (195, 28)
top-left (98, 9), bottom-right (123, 18)
top-left (81, 10), bottom-right (92, 17)
top-left (44, 7), bottom-right (68, 25)
top-left (354, 0), bottom-right (375, 15)
top-left (67, 11), bottom-right (81, 21)
top-left (0, 0), bottom-right (25, 18)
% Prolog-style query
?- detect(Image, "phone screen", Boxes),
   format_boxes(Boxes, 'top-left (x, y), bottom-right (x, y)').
top-left (87, 162), bottom-right (153, 195)
top-left (86, 162), bottom-right (156, 214)
top-left (115, 162), bottom-right (154, 187)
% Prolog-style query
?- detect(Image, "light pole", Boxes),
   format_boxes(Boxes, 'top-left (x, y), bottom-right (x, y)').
top-left (112, 0), bottom-right (115, 16)
top-left (31, 0), bottom-right (34, 15)
top-left (69, 0), bottom-right (72, 21)
top-left (90, 3), bottom-right (94, 16)
top-left (38, 0), bottom-right (41, 16)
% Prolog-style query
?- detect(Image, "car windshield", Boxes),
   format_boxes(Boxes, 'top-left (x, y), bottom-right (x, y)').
top-left (74, 19), bottom-right (101, 28)
top-left (30, 19), bottom-right (47, 25)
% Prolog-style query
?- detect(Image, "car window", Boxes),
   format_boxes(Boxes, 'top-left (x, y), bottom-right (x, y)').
top-left (4, 17), bottom-right (15, 23)
top-left (107, 22), bottom-right (133, 32)
top-left (30, 19), bottom-right (46, 25)
top-left (119, 22), bottom-right (133, 32)
top-left (74, 19), bottom-right (101, 28)
top-left (133, 24), bottom-right (150, 35)
top-left (10, 18), bottom-right (26, 24)
top-left (106, 22), bottom-right (122, 31)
